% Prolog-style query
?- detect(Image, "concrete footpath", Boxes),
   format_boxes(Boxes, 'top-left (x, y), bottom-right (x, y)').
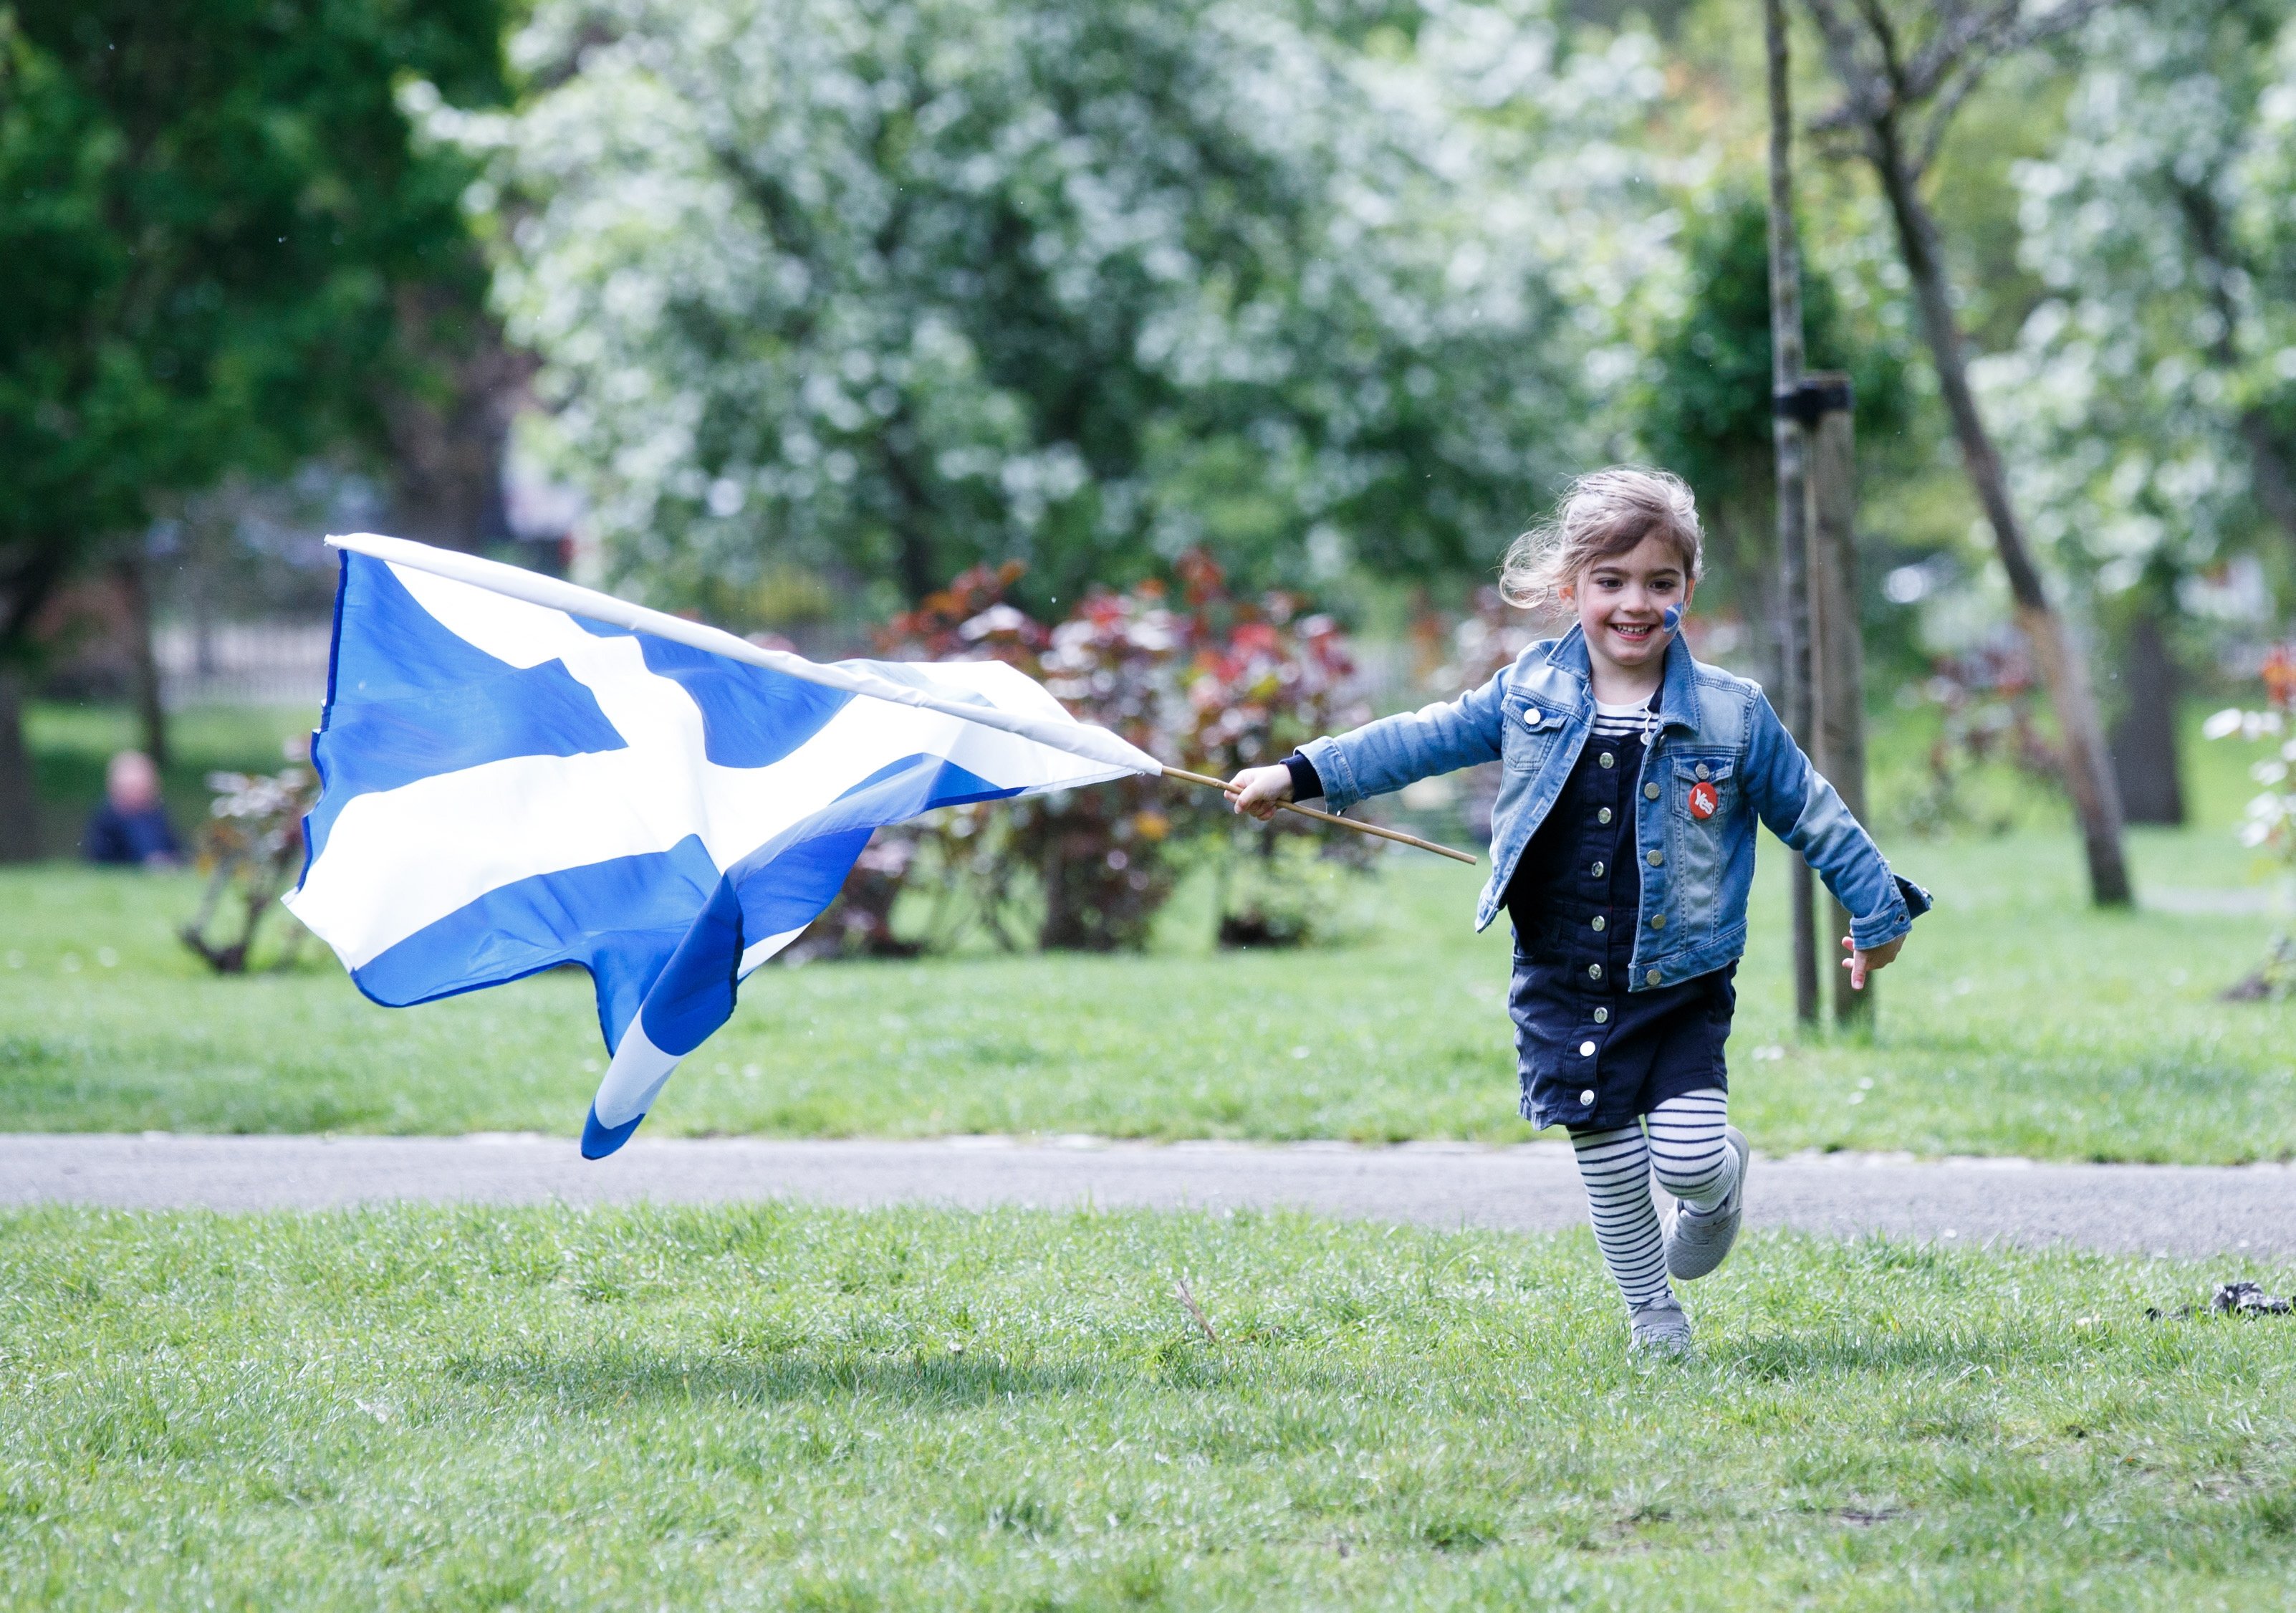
top-left (3, 1132), bottom-right (2289, 1260)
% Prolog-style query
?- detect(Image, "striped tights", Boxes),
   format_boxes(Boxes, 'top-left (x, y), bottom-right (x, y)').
top-left (1568, 1088), bottom-right (1737, 1310)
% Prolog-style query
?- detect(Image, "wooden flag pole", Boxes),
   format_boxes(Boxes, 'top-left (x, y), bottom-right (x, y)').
top-left (1159, 766), bottom-right (1478, 865)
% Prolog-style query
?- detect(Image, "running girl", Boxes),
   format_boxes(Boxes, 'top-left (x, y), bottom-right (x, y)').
top-left (1228, 466), bottom-right (1928, 1354)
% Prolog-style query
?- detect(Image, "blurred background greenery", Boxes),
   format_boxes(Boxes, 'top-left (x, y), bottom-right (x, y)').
top-left (4, 0), bottom-right (2295, 934)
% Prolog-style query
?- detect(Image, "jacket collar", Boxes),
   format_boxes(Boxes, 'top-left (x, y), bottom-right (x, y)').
top-left (1541, 624), bottom-right (1704, 733)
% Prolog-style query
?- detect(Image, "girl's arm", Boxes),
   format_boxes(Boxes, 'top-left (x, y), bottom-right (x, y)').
top-left (1742, 689), bottom-right (1930, 967)
top-left (1282, 668), bottom-right (1512, 814)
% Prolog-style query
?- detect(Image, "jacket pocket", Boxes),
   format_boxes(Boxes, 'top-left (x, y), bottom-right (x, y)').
top-left (1499, 697), bottom-right (1562, 773)
top-left (1666, 755), bottom-right (1735, 940)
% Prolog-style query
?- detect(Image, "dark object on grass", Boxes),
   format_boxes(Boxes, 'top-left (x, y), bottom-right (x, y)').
top-left (181, 764), bottom-right (317, 974)
top-left (2144, 1282), bottom-right (2294, 1321)
top-left (2211, 1281), bottom-right (2292, 1316)
top-left (2219, 937), bottom-right (2295, 1002)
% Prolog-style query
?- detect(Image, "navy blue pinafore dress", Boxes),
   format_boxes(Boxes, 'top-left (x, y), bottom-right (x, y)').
top-left (1505, 699), bottom-right (1736, 1132)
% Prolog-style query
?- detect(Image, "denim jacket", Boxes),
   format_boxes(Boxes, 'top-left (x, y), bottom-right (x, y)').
top-left (1301, 626), bottom-right (1929, 987)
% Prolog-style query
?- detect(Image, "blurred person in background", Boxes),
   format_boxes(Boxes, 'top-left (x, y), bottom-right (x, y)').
top-left (84, 750), bottom-right (180, 868)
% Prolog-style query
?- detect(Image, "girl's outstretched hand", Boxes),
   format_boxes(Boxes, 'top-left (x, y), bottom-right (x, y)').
top-left (1840, 934), bottom-right (1904, 990)
top-left (1226, 765), bottom-right (1294, 821)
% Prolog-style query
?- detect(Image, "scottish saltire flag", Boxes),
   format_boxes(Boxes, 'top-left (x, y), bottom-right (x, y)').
top-left (285, 535), bottom-right (1158, 1158)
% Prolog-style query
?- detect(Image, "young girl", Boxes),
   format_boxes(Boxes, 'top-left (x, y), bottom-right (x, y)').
top-left (1229, 466), bottom-right (1928, 1355)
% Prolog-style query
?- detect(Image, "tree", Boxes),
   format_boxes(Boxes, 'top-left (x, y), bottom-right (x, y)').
top-left (0, 0), bottom-right (504, 859)
top-left (476, 0), bottom-right (1667, 619)
top-left (1973, 1), bottom-right (2296, 825)
top-left (1637, 190), bottom-right (1910, 691)
top-left (1801, 0), bottom-right (2133, 906)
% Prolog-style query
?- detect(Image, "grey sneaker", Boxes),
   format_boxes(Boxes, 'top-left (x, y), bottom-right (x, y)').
top-left (1665, 1125), bottom-right (1749, 1281)
top-left (1628, 1296), bottom-right (1694, 1356)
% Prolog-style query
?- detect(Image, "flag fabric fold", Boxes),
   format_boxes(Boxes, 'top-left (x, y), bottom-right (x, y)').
top-left (284, 537), bottom-right (1158, 1157)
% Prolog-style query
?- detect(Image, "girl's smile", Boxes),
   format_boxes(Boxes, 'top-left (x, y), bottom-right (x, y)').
top-left (1562, 531), bottom-right (1693, 696)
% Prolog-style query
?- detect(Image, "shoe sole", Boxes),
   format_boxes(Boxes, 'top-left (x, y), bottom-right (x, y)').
top-left (1664, 1125), bottom-right (1749, 1281)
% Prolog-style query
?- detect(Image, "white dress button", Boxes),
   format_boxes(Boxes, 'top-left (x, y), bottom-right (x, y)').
top-left (1598, 808), bottom-right (1613, 825)
top-left (1593, 1007), bottom-right (1610, 1024)
top-left (1598, 751), bottom-right (1615, 769)
top-left (1590, 914), bottom-right (1605, 932)
top-left (1590, 860), bottom-right (1605, 877)
top-left (1587, 962), bottom-right (1603, 981)
top-left (1579, 1088), bottom-right (1595, 1105)
top-left (1579, 1040), bottom-right (1595, 1056)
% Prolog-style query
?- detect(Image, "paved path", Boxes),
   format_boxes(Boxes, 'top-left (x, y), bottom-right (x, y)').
top-left (4, 1133), bottom-right (2289, 1259)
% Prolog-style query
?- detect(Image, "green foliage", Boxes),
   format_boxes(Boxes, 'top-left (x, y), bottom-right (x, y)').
top-left (480, 0), bottom-right (1666, 616)
top-left (848, 557), bottom-right (1373, 953)
top-left (1975, 1), bottom-right (2296, 609)
top-left (1633, 189), bottom-right (1912, 638)
top-left (2, 1205), bottom-right (2294, 1607)
top-left (0, 0), bottom-right (505, 657)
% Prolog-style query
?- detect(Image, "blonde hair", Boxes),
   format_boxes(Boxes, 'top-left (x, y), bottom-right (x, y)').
top-left (1499, 466), bottom-right (1704, 615)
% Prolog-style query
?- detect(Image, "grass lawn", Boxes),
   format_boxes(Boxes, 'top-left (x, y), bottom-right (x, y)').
top-left (5, 820), bottom-right (2292, 1161)
top-left (3, 1205), bottom-right (2292, 1610)
top-left (5, 698), bottom-right (2291, 1162)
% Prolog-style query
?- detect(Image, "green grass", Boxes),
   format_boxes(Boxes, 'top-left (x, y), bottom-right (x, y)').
top-left (3, 820), bottom-right (2291, 1160)
top-left (6, 698), bottom-right (2290, 1160)
top-left (2, 1204), bottom-right (2291, 1609)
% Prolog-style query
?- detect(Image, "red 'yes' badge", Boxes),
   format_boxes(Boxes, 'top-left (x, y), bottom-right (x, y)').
top-left (1688, 780), bottom-right (1719, 820)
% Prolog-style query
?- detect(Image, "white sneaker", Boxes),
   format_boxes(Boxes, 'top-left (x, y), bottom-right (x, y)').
top-left (1664, 1125), bottom-right (1749, 1281)
top-left (1628, 1296), bottom-right (1694, 1355)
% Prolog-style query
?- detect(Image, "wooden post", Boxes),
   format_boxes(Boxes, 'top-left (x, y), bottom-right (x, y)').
top-left (1802, 375), bottom-right (1870, 1025)
top-left (1764, 0), bottom-right (1819, 1028)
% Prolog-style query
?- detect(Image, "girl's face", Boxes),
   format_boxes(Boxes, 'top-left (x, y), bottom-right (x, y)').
top-left (1561, 532), bottom-right (1694, 676)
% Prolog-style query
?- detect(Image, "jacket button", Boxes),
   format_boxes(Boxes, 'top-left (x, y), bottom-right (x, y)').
top-left (1590, 860), bottom-right (1605, 878)
top-left (1643, 782), bottom-right (1660, 800)
top-left (1578, 1040), bottom-right (1595, 1056)
top-left (1593, 1007), bottom-right (1610, 1024)
top-left (1598, 751), bottom-right (1615, 770)
top-left (1598, 808), bottom-right (1613, 825)
top-left (1651, 913), bottom-right (1666, 929)
top-left (1579, 1088), bottom-right (1595, 1105)
top-left (1696, 762), bottom-right (1711, 780)
top-left (1646, 968), bottom-right (1662, 985)
top-left (1646, 849), bottom-right (1664, 866)
top-left (1524, 707), bottom-right (1541, 727)
top-left (1587, 962), bottom-right (1603, 981)
top-left (1590, 914), bottom-right (1605, 932)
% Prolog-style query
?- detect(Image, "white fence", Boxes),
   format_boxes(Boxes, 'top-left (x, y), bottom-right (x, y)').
top-left (155, 621), bottom-right (334, 709)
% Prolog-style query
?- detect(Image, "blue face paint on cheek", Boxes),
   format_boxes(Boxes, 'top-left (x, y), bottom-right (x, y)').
top-left (1661, 603), bottom-right (1684, 634)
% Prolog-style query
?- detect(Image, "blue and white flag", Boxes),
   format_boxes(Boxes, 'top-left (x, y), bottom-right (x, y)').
top-left (285, 535), bottom-right (1159, 1158)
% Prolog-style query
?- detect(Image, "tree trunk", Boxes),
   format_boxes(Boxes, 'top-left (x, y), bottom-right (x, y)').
top-left (2108, 603), bottom-right (2184, 825)
top-left (1806, 384), bottom-right (1873, 1024)
top-left (1764, 0), bottom-right (1821, 1025)
top-left (1867, 113), bottom-right (2133, 906)
top-left (114, 553), bottom-right (168, 768)
top-left (380, 284), bottom-right (525, 553)
top-left (0, 668), bottom-right (41, 863)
